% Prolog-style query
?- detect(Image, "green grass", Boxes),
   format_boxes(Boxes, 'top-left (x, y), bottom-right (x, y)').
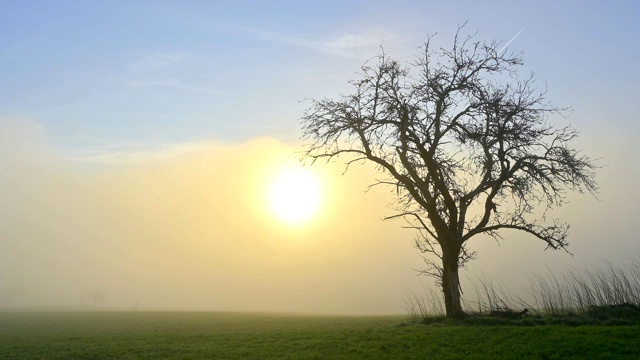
top-left (1, 311), bottom-right (639, 359)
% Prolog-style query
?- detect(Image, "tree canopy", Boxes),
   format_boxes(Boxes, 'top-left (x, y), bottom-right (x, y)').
top-left (301, 27), bottom-right (598, 318)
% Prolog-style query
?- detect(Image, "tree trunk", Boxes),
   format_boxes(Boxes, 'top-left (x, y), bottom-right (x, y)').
top-left (442, 248), bottom-right (465, 319)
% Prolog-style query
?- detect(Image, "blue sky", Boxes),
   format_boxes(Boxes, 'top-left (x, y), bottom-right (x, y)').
top-left (2, 1), bottom-right (638, 156)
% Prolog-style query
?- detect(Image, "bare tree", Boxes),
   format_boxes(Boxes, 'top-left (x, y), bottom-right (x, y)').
top-left (301, 26), bottom-right (598, 319)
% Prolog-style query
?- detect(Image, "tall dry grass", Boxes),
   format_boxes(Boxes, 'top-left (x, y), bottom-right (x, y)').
top-left (403, 284), bottom-right (445, 321)
top-left (529, 258), bottom-right (640, 315)
top-left (404, 256), bottom-right (640, 319)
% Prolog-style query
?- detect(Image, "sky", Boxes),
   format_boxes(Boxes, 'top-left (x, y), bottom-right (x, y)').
top-left (1, 0), bottom-right (639, 314)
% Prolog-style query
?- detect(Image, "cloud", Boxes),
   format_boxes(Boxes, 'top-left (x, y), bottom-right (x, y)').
top-left (0, 118), bottom-right (636, 314)
top-left (0, 120), bottom-right (420, 313)
top-left (0, 116), bottom-right (50, 158)
top-left (125, 51), bottom-right (223, 95)
top-left (65, 139), bottom-right (235, 165)
top-left (128, 78), bottom-right (223, 95)
top-left (127, 51), bottom-right (191, 72)
top-left (242, 26), bottom-right (394, 57)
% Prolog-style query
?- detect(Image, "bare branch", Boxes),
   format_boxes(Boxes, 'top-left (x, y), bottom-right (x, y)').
top-left (301, 25), bottom-right (598, 318)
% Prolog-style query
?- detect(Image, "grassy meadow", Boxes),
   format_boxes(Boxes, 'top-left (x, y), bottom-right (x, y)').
top-left (1, 311), bottom-right (640, 359)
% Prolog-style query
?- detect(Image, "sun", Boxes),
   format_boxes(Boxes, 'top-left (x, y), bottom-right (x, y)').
top-left (267, 166), bottom-right (322, 225)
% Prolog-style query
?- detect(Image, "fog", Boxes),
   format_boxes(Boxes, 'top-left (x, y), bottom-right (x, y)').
top-left (1, 117), bottom-right (637, 314)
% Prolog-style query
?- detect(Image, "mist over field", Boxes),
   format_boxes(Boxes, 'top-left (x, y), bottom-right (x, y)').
top-left (0, 117), bottom-right (637, 314)
top-left (0, 117), bottom-right (420, 313)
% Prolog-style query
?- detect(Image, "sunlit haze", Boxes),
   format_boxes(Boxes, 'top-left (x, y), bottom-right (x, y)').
top-left (1, 1), bottom-right (639, 314)
top-left (267, 166), bottom-right (322, 225)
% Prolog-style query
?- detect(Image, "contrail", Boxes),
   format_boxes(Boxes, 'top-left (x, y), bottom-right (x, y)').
top-left (498, 28), bottom-right (524, 55)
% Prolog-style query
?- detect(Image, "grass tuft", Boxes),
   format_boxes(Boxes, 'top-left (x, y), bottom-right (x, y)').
top-left (406, 256), bottom-right (640, 326)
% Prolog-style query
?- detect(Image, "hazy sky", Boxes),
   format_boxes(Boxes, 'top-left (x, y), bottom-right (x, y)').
top-left (1, 1), bottom-right (639, 314)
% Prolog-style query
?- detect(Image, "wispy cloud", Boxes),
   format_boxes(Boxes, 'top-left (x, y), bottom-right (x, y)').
top-left (127, 51), bottom-right (191, 72)
top-left (63, 139), bottom-right (224, 165)
top-left (234, 123), bottom-right (275, 130)
top-left (243, 27), bottom-right (393, 57)
top-left (125, 51), bottom-right (223, 95)
top-left (128, 78), bottom-right (223, 95)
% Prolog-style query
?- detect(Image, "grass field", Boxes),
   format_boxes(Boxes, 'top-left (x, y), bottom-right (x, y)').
top-left (1, 311), bottom-right (640, 359)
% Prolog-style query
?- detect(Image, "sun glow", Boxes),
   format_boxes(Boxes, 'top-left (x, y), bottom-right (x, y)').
top-left (267, 166), bottom-right (322, 225)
